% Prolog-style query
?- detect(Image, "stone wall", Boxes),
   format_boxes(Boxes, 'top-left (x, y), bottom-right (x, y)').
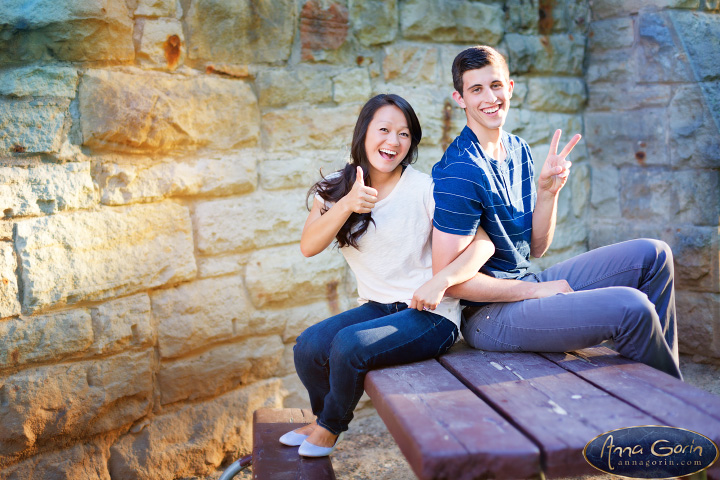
top-left (0, 0), bottom-right (717, 478)
top-left (585, 0), bottom-right (720, 361)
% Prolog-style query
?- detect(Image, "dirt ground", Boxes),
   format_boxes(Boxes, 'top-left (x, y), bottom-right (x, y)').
top-left (197, 354), bottom-right (720, 480)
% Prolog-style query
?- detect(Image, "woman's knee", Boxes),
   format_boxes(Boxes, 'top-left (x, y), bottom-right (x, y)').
top-left (328, 328), bottom-right (367, 368)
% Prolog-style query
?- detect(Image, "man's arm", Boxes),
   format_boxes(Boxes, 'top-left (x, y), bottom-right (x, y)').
top-left (435, 228), bottom-right (573, 302)
top-left (530, 129), bottom-right (582, 258)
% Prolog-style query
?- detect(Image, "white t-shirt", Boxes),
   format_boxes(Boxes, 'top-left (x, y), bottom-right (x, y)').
top-left (321, 166), bottom-right (461, 329)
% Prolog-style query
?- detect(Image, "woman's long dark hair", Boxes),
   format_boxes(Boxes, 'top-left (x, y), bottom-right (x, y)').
top-left (308, 94), bottom-right (422, 249)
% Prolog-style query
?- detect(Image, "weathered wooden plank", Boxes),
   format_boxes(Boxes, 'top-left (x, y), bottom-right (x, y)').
top-left (366, 358), bottom-right (541, 480)
top-left (439, 344), bottom-right (659, 478)
top-left (252, 408), bottom-right (336, 480)
top-left (542, 347), bottom-right (720, 480)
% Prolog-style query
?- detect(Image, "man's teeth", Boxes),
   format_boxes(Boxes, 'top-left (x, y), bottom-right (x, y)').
top-left (379, 149), bottom-right (397, 156)
top-left (482, 105), bottom-right (500, 114)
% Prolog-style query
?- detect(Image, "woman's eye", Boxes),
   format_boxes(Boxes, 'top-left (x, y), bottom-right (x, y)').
top-left (400, 132), bottom-right (409, 137)
top-left (380, 127), bottom-right (388, 132)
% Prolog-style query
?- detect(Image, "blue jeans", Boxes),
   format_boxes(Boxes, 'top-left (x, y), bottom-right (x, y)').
top-left (294, 301), bottom-right (458, 435)
top-left (462, 239), bottom-right (682, 379)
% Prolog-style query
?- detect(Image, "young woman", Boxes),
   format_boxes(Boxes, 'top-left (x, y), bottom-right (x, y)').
top-left (281, 94), bottom-right (487, 457)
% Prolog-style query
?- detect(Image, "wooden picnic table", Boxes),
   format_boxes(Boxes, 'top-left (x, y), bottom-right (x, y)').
top-left (365, 342), bottom-right (720, 480)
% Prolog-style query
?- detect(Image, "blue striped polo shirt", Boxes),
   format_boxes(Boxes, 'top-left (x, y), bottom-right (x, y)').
top-left (432, 126), bottom-right (536, 281)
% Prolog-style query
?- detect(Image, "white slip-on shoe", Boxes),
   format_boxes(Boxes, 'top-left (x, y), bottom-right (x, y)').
top-left (279, 429), bottom-right (309, 447)
top-left (298, 432), bottom-right (344, 457)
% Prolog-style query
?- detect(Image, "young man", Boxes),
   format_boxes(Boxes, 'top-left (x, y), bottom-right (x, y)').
top-left (429, 45), bottom-right (681, 379)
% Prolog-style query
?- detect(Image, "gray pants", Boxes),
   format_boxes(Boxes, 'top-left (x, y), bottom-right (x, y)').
top-left (461, 239), bottom-right (682, 379)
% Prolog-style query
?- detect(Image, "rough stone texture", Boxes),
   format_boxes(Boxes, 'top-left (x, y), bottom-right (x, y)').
top-left (0, 351), bottom-right (153, 462)
top-left (0, 309), bottom-right (93, 369)
top-left (586, 48), bottom-right (637, 84)
top-left (588, 17), bottom-right (635, 51)
top-left (245, 244), bottom-right (347, 309)
top-left (255, 67), bottom-right (333, 108)
top-left (587, 84), bottom-right (672, 112)
top-left (333, 68), bottom-right (372, 103)
top-left (193, 190), bottom-right (307, 256)
top-left (636, 11), bottom-right (694, 84)
top-left (677, 291), bottom-right (719, 357)
top-left (0, 0), bottom-right (134, 63)
top-left (151, 276), bottom-right (282, 359)
top-left (135, 0), bottom-right (176, 17)
top-left (261, 104), bottom-right (360, 151)
top-left (383, 44), bottom-right (438, 83)
top-left (668, 84), bottom-right (720, 169)
top-left (0, 99), bottom-right (70, 154)
top-left (108, 379), bottom-right (282, 480)
top-left (505, 0), bottom-right (539, 33)
top-left (0, 66), bottom-right (79, 98)
top-left (196, 253), bottom-right (250, 279)
top-left (0, 439), bottom-right (111, 480)
top-left (94, 151), bottom-right (258, 206)
top-left (185, 0), bottom-right (296, 65)
top-left (504, 33), bottom-right (586, 75)
top-left (0, 244), bottom-right (20, 318)
top-left (300, 0), bottom-right (350, 62)
top-left (525, 77), bottom-right (587, 112)
top-left (0, 162), bottom-right (95, 217)
top-left (350, 0), bottom-right (398, 46)
top-left (133, 17), bottom-right (185, 70)
top-left (505, 110), bottom-right (583, 147)
top-left (157, 337), bottom-right (284, 405)
top-left (89, 294), bottom-right (155, 355)
top-left (79, 69), bottom-right (259, 153)
top-left (15, 202), bottom-right (196, 312)
top-left (259, 151), bottom-right (346, 191)
top-left (400, 0), bottom-right (504, 44)
top-left (591, 0), bottom-right (700, 20)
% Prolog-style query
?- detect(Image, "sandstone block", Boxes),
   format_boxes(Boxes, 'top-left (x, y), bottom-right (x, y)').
top-left (589, 165), bottom-right (621, 218)
top-left (157, 336), bottom-right (284, 405)
top-left (350, 0), bottom-right (398, 46)
top-left (537, 0), bottom-right (591, 34)
top-left (669, 84), bottom-right (720, 169)
top-left (0, 162), bottom-right (96, 217)
top-left (196, 253), bottom-right (249, 278)
top-left (619, 169), bottom-right (674, 222)
top-left (525, 77), bottom-right (586, 113)
top-left (589, 17), bottom-right (634, 51)
top-left (134, 18), bottom-right (185, 70)
top-left (255, 67), bottom-right (332, 108)
top-left (505, 0), bottom-right (539, 33)
top-left (151, 275), bottom-right (278, 359)
top-left (504, 33), bottom-right (586, 75)
top-left (0, 0), bottom-right (134, 62)
top-left (0, 439), bottom-right (111, 480)
top-left (15, 202), bottom-right (196, 312)
top-left (262, 104), bottom-right (359, 151)
top-left (586, 48), bottom-right (637, 84)
top-left (504, 110), bottom-right (583, 147)
top-left (300, 0), bottom-right (349, 62)
top-left (0, 66), bottom-right (78, 99)
top-left (0, 351), bottom-right (153, 459)
top-left (584, 109), bottom-right (668, 166)
top-left (587, 84), bottom-right (672, 112)
top-left (400, 0), bottom-right (503, 44)
top-left (281, 373), bottom-right (311, 409)
top-left (89, 294), bottom-right (154, 355)
top-left (333, 68), bottom-right (372, 104)
top-left (135, 0), bottom-right (176, 17)
top-left (259, 150), bottom-right (346, 191)
top-left (193, 190), bottom-right (307, 256)
top-left (0, 99), bottom-right (69, 154)
top-left (670, 11), bottom-right (720, 82)
top-left (671, 170), bottom-right (720, 226)
top-left (278, 301), bottom-right (338, 343)
top-left (245, 244), bottom-right (347, 309)
top-left (677, 291), bottom-right (719, 358)
top-left (383, 44), bottom-right (438, 83)
top-left (0, 309), bottom-right (93, 370)
top-left (79, 69), bottom-right (259, 153)
top-left (95, 151), bottom-right (258, 206)
top-left (637, 11), bottom-right (693, 84)
top-left (0, 244), bottom-right (20, 319)
top-left (591, 0), bottom-right (700, 21)
top-left (108, 379), bottom-right (282, 479)
top-left (185, 0), bottom-right (296, 64)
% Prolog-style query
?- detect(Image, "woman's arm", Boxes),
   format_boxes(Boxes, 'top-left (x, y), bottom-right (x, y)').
top-left (300, 167), bottom-right (378, 257)
top-left (410, 227), bottom-right (495, 310)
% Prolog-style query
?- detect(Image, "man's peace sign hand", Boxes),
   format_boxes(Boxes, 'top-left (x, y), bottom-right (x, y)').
top-left (537, 129), bottom-right (582, 195)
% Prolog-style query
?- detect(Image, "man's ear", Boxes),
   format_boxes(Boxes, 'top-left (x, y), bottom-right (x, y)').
top-left (452, 90), bottom-right (466, 109)
top-left (508, 79), bottom-right (514, 98)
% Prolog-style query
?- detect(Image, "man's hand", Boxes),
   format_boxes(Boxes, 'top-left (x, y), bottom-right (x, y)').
top-left (531, 279), bottom-right (574, 298)
top-left (537, 130), bottom-right (582, 195)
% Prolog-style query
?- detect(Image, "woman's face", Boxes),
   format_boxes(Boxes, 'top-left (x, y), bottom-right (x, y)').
top-left (363, 105), bottom-right (412, 177)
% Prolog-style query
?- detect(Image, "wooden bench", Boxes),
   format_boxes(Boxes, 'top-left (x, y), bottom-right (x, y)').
top-left (366, 342), bottom-right (720, 480)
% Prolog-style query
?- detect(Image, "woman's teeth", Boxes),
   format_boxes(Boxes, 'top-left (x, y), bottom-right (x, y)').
top-left (379, 149), bottom-right (397, 159)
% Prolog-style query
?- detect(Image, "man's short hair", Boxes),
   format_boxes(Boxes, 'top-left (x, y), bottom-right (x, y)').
top-left (452, 46), bottom-right (510, 95)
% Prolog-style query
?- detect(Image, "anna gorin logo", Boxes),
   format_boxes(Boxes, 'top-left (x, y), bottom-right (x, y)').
top-left (584, 426), bottom-right (718, 479)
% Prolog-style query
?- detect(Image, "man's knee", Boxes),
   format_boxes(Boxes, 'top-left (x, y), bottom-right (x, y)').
top-left (635, 238), bottom-right (674, 269)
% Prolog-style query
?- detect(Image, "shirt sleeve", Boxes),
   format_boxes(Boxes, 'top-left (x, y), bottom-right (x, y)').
top-left (431, 162), bottom-right (485, 236)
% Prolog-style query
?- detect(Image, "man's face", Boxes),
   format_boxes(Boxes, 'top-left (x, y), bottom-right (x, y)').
top-left (452, 64), bottom-right (514, 135)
